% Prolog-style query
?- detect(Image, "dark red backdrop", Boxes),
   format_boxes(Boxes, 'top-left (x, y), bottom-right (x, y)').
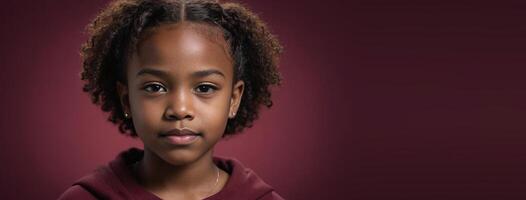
top-left (1, 0), bottom-right (526, 199)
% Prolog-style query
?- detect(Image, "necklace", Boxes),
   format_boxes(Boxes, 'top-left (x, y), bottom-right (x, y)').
top-left (207, 165), bottom-right (220, 197)
top-left (132, 161), bottom-right (221, 197)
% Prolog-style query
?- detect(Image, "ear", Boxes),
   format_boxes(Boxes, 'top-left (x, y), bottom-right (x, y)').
top-left (116, 81), bottom-right (131, 116)
top-left (229, 80), bottom-right (244, 119)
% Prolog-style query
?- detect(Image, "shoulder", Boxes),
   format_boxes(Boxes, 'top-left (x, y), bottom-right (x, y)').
top-left (259, 191), bottom-right (286, 200)
top-left (210, 156), bottom-right (286, 200)
top-left (58, 148), bottom-right (157, 200)
top-left (56, 166), bottom-right (113, 200)
top-left (57, 148), bottom-right (140, 200)
top-left (57, 185), bottom-right (97, 200)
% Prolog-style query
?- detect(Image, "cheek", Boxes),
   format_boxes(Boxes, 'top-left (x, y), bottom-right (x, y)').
top-left (195, 95), bottom-right (230, 129)
top-left (129, 93), bottom-right (165, 133)
top-left (128, 89), bottom-right (232, 136)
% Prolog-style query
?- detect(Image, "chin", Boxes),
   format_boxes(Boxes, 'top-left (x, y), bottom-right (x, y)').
top-left (160, 148), bottom-right (208, 166)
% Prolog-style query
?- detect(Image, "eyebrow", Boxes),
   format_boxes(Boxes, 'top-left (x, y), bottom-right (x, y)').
top-left (136, 68), bottom-right (225, 79)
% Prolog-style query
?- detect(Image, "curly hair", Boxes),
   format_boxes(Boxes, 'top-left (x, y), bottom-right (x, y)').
top-left (80, 0), bottom-right (283, 137)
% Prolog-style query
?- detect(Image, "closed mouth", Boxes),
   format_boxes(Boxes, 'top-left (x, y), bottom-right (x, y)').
top-left (159, 128), bottom-right (202, 145)
top-left (159, 128), bottom-right (202, 137)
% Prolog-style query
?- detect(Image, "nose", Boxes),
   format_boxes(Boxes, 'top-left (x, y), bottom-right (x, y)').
top-left (164, 88), bottom-right (194, 121)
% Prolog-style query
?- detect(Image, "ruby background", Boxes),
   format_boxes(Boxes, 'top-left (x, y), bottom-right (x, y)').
top-left (1, 0), bottom-right (526, 199)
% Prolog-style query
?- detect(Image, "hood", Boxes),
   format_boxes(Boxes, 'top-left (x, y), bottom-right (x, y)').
top-left (72, 148), bottom-right (278, 200)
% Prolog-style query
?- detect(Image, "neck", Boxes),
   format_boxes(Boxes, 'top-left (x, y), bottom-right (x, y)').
top-left (134, 146), bottom-right (218, 195)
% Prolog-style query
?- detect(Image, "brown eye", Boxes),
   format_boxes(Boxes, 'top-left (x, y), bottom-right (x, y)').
top-left (143, 83), bottom-right (167, 93)
top-left (195, 84), bottom-right (217, 94)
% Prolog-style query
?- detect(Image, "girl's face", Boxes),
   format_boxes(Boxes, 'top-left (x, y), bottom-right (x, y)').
top-left (116, 22), bottom-right (244, 165)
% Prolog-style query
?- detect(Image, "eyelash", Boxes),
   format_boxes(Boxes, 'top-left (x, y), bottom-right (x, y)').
top-left (195, 84), bottom-right (218, 94)
top-left (142, 83), bottom-right (218, 95)
top-left (143, 83), bottom-right (167, 93)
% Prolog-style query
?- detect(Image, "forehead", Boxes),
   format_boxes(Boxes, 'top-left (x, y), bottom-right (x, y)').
top-left (132, 22), bottom-right (233, 77)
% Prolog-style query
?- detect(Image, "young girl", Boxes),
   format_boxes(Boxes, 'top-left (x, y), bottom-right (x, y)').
top-left (58, 0), bottom-right (283, 199)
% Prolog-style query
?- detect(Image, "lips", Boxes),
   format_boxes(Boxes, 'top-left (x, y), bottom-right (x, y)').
top-left (160, 128), bottom-right (201, 145)
top-left (160, 128), bottom-right (201, 137)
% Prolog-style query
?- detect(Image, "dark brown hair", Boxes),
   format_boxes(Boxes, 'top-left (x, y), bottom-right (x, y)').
top-left (80, 0), bottom-right (283, 137)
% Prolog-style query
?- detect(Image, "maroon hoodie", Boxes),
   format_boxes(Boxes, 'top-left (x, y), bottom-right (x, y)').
top-left (58, 148), bottom-right (284, 200)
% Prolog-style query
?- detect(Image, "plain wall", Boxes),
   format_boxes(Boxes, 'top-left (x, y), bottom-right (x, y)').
top-left (1, 0), bottom-right (525, 199)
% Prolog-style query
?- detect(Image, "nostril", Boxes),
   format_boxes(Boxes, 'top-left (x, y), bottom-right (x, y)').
top-left (164, 110), bottom-right (194, 121)
top-left (166, 114), bottom-right (176, 120)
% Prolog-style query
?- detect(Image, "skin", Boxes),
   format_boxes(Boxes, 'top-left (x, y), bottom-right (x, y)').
top-left (116, 22), bottom-right (244, 200)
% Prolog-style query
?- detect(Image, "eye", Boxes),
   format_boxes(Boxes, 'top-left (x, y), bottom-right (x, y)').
top-left (195, 84), bottom-right (218, 95)
top-left (143, 83), bottom-right (167, 93)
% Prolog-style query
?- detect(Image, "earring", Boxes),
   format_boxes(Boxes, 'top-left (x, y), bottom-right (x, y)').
top-left (230, 112), bottom-right (236, 118)
top-left (124, 112), bottom-right (130, 119)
